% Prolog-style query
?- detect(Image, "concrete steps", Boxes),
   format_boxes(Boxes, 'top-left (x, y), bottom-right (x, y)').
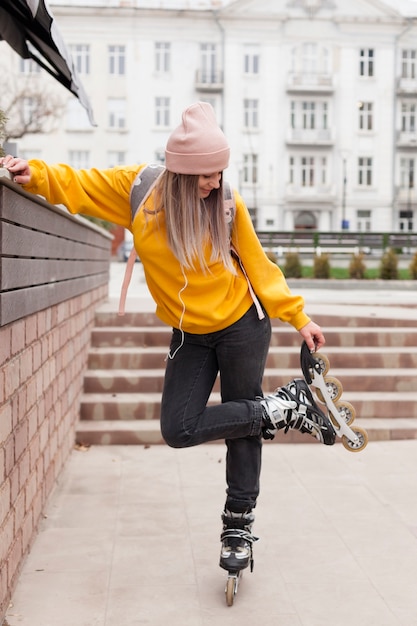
top-left (76, 308), bottom-right (417, 446)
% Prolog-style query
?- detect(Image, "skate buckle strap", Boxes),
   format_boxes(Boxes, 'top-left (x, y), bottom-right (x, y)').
top-left (221, 529), bottom-right (259, 573)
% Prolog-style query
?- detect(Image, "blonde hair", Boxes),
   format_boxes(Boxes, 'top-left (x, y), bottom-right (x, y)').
top-left (155, 170), bottom-right (235, 273)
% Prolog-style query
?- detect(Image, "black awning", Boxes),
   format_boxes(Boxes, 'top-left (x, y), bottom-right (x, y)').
top-left (0, 0), bottom-right (95, 125)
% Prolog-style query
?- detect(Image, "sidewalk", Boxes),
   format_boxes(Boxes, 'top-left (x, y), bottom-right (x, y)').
top-left (6, 441), bottom-right (417, 626)
top-left (5, 266), bottom-right (417, 626)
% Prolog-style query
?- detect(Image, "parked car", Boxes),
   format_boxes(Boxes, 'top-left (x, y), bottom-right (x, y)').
top-left (117, 240), bottom-right (138, 262)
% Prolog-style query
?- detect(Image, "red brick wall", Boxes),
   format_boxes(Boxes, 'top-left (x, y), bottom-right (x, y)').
top-left (0, 284), bottom-right (107, 621)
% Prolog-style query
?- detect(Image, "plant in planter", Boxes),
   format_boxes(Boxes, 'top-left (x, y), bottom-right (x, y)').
top-left (379, 248), bottom-right (399, 280)
top-left (0, 109), bottom-right (7, 158)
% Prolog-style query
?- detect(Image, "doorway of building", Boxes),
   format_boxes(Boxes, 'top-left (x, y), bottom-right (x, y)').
top-left (294, 210), bottom-right (317, 229)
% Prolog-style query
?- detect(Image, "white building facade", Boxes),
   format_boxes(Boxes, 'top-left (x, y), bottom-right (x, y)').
top-left (1, 0), bottom-right (417, 233)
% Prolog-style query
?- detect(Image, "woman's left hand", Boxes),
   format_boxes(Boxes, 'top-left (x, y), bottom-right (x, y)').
top-left (298, 320), bottom-right (325, 353)
top-left (0, 156), bottom-right (31, 185)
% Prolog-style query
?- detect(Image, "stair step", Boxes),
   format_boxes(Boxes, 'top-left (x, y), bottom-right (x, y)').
top-left (78, 305), bottom-right (417, 445)
top-left (90, 326), bottom-right (417, 349)
top-left (79, 391), bottom-right (417, 421)
top-left (77, 419), bottom-right (164, 445)
top-left (87, 345), bottom-right (417, 370)
top-left (83, 368), bottom-right (417, 394)
top-left (75, 418), bottom-right (417, 447)
top-left (95, 310), bottom-right (417, 329)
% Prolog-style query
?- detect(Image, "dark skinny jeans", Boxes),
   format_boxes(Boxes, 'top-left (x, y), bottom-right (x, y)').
top-left (160, 304), bottom-right (271, 513)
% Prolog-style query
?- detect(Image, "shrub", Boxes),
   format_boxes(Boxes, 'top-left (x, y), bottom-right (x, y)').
top-left (0, 109), bottom-right (7, 158)
top-left (409, 251), bottom-right (417, 280)
top-left (283, 251), bottom-right (302, 278)
top-left (265, 249), bottom-right (277, 264)
top-left (379, 248), bottom-right (399, 280)
top-left (313, 253), bottom-right (331, 279)
top-left (348, 252), bottom-right (367, 279)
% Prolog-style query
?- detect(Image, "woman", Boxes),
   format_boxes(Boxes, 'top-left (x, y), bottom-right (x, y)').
top-left (1, 101), bottom-right (335, 575)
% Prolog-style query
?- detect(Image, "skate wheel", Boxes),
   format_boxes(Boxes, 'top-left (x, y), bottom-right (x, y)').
top-left (225, 573), bottom-right (240, 606)
top-left (312, 352), bottom-right (330, 376)
top-left (334, 401), bottom-right (356, 426)
top-left (315, 376), bottom-right (343, 403)
top-left (342, 427), bottom-right (368, 453)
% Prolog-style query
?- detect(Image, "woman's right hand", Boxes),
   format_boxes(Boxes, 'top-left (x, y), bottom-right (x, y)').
top-left (0, 156), bottom-right (31, 185)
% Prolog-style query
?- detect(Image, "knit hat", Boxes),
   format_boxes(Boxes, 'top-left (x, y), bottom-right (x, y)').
top-left (165, 102), bottom-right (230, 174)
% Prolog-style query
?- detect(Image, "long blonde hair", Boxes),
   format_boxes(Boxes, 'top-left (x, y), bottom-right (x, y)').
top-left (155, 170), bottom-right (235, 273)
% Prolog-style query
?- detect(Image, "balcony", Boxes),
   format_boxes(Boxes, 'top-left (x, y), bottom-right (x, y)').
top-left (195, 69), bottom-right (224, 92)
top-left (284, 183), bottom-right (337, 204)
top-left (397, 77), bottom-right (417, 95)
top-left (397, 130), bottom-right (417, 147)
top-left (397, 187), bottom-right (416, 207)
top-left (287, 72), bottom-right (334, 93)
top-left (286, 128), bottom-right (334, 145)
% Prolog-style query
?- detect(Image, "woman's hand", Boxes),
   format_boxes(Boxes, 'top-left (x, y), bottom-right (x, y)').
top-left (298, 320), bottom-right (325, 353)
top-left (0, 156), bottom-right (31, 185)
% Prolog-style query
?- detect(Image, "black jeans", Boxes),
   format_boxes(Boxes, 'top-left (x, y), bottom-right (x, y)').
top-left (160, 304), bottom-right (272, 513)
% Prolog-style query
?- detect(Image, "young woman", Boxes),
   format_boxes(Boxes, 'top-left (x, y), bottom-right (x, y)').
top-left (1, 102), bottom-right (335, 576)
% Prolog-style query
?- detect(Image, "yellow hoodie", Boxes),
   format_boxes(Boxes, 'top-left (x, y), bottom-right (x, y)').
top-left (23, 161), bottom-right (310, 334)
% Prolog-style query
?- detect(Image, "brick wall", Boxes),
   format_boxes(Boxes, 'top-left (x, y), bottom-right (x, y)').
top-left (0, 285), bottom-right (108, 620)
top-left (0, 175), bottom-right (112, 623)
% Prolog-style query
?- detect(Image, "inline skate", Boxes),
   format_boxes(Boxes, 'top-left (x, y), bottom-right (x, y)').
top-left (300, 341), bottom-right (368, 452)
top-left (260, 378), bottom-right (337, 445)
top-left (219, 509), bottom-right (258, 606)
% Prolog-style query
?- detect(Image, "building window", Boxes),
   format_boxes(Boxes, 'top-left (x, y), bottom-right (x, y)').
top-left (302, 42), bottom-right (318, 73)
top-left (200, 43), bottom-right (218, 83)
top-left (155, 42), bottom-right (170, 73)
top-left (289, 156), bottom-right (295, 184)
top-left (358, 157), bottom-right (373, 186)
top-left (322, 102), bottom-right (328, 129)
top-left (242, 153), bottom-right (258, 184)
top-left (290, 100), bottom-right (329, 130)
top-left (401, 49), bottom-right (416, 79)
top-left (155, 97), bottom-right (170, 127)
top-left (68, 150), bottom-right (89, 169)
top-left (320, 157), bottom-right (327, 185)
top-left (291, 43), bottom-right (330, 75)
top-left (399, 211), bottom-right (413, 231)
top-left (400, 158), bottom-right (415, 189)
top-left (243, 99), bottom-right (259, 129)
top-left (289, 155), bottom-right (327, 187)
top-left (301, 156), bottom-right (315, 186)
top-left (302, 102), bottom-right (316, 129)
top-left (67, 99), bottom-right (91, 130)
top-left (107, 151), bottom-right (125, 167)
top-left (358, 101), bottom-right (373, 131)
top-left (401, 102), bottom-right (416, 132)
top-left (359, 48), bottom-right (374, 77)
top-left (243, 44), bottom-right (260, 75)
top-left (69, 44), bottom-right (90, 74)
top-left (109, 45), bottom-right (125, 75)
top-left (19, 58), bottom-right (41, 74)
top-left (357, 210), bottom-right (371, 232)
top-left (108, 98), bottom-right (126, 129)
top-left (22, 98), bottom-right (37, 125)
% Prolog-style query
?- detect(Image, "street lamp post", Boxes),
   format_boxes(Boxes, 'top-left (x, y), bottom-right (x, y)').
top-left (341, 153), bottom-right (349, 230)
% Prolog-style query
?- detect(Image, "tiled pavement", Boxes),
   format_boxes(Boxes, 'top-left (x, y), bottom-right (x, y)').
top-left (5, 440), bottom-right (417, 626)
top-left (4, 264), bottom-right (417, 626)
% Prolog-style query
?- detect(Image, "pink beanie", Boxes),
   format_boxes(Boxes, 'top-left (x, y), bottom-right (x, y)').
top-left (165, 102), bottom-right (230, 175)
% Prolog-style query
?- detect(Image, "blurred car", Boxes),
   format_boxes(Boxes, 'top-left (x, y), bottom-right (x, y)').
top-left (117, 240), bottom-right (139, 262)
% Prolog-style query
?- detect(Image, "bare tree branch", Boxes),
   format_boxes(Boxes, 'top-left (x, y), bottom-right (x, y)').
top-left (0, 68), bottom-right (66, 142)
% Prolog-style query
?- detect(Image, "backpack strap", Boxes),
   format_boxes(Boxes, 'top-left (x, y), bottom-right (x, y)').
top-left (223, 180), bottom-right (235, 233)
top-left (226, 184), bottom-right (264, 320)
top-left (119, 164), bottom-right (165, 315)
top-left (129, 163), bottom-right (166, 222)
